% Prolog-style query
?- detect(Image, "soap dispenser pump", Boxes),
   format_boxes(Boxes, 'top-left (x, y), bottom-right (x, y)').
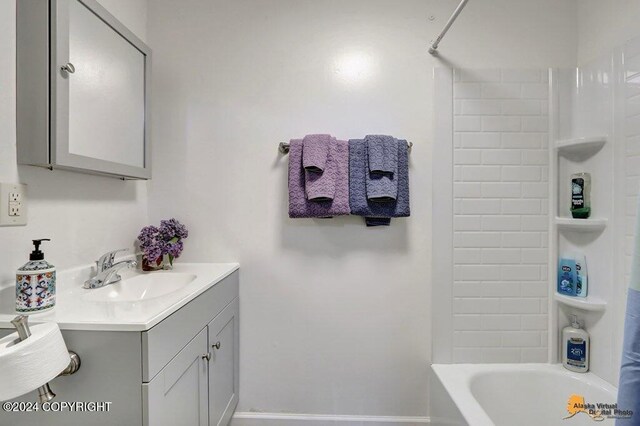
top-left (562, 315), bottom-right (590, 373)
top-left (16, 239), bottom-right (56, 313)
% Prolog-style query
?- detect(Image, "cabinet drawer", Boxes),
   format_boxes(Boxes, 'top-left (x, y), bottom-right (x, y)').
top-left (142, 271), bottom-right (239, 382)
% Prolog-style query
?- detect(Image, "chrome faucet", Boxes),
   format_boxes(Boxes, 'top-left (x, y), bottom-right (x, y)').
top-left (83, 249), bottom-right (137, 289)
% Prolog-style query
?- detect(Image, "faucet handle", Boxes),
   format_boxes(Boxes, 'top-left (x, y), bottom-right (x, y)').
top-left (96, 249), bottom-right (128, 271)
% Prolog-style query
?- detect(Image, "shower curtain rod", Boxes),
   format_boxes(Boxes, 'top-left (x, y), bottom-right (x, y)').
top-left (428, 0), bottom-right (470, 55)
top-left (278, 141), bottom-right (413, 154)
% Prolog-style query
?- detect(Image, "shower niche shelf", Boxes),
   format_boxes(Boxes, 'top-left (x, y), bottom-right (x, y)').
top-left (555, 136), bottom-right (607, 158)
top-left (555, 217), bottom-right (608, 232)
top-left (554, 293), bottom-right (607, 312)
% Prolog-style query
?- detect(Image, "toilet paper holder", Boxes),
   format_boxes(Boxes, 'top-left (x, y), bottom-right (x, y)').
top-left (10, 315), bottom-right (81, 403)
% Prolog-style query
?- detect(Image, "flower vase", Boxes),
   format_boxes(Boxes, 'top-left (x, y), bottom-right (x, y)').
top-left (142, 254), bottom-right (174, 271)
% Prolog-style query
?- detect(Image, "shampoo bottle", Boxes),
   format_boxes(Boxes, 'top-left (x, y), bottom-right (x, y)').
top-left (562, 315), bottom-right (590, 373)
top-left (575, 254), bottom-right (588, 298)
top-left (15, 239), bottom-right (56, 313)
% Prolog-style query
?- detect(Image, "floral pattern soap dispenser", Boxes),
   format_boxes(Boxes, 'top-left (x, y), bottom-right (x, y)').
top-left (16, 239), bottom-right (56, 313)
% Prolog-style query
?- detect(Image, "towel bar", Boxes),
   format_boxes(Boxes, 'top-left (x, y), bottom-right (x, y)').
top-left (278, 141), bottom-right (413, 154)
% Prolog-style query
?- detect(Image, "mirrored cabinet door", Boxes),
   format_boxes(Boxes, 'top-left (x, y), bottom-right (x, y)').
top-left (17, 0), bottom-right (152, 180)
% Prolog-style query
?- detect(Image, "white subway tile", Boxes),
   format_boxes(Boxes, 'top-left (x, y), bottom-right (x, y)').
top-left (501, 265), bottom-right (540, 281)
top-left (481, 282), bottom-right (521, 297)
top-left (521, 315), bottom-right (548, 330)
top-left (521, 116), bottom-right (548, 131)
top-left (521, 216), bottom-right (549, 231)
top-left (520, 347), bottom-right (548, 362)
top-left (455, 149), bottom-right (482, 164)
top-left (481, 215), bottom-right (521, 231)
top-left (454, 232), bottom-right (502, 248)
top-left (482, 116), bottom-right (522, 132)
top-left (454, 298), bottom-right (501, 314)
top-left (502, 166), bottom-right (542, 182)
top-left (461, 99), bottom-right (502, 115)
top-left (454, 249), bottom-right (482, 265)
top-left (461, 166), bottom-right (502, 182)
top-left (454, 182), bottom-right (483, 198)
top-left (501, 99), bottom-right (542, 115)
top-left (501, 199), bottom-right (541, 214)
top-left (481, 248), bottom-right (521, 264)
top-left (460, 199), bottom-right (502, 214)
top-left (454, 215), bottom-right (482, 231)
top-left (502, 133), bottom-right (543, 148)
top-left (481, 183), bottom-right (522, 198)
top-left (481, 83), bottom-right (522, 99)
top-left (522, 182), bottom-right (549, 198)
top-left (454, 281), bottom-right (484, 296)
top-left (454, 315), bottom-right (484, 330)
top-left (521, 249), bottom-right (548, 264)
top-left (461, 133), bottom-right (502, 148)
top-left (502, 331), bottom-right (541, 347)
top-left (455, 265), bottom-right (501, 281)
top-left (454, 331), bottom-right (502, 347)
top-left (501, 298), bottom-right (540, 314)
top-left (482, 150), bottom-right (521, 165)
top-left (455, 116), bottom-right (482, 132)
top-left (521, 150), bottom-right (548, 165)
top-left (482, 348), bottom-right (522, 362)
top-left (481, 314), bottom-right (521, 330)
top-left (502, 232), bottom-right (542, 248)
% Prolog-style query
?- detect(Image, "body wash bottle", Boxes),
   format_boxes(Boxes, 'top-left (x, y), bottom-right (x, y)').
top-left (575, 254), bottom-right (588, 298)
top-left (562, 315), bottom-right (590, 373)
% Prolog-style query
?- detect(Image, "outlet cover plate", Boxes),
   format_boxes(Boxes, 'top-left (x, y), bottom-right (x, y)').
top-left (0, 183), bottom-right (27, 226)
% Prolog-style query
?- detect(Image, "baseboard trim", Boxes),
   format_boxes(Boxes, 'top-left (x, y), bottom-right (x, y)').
top-left (232, 412), bottom-right (430, 425)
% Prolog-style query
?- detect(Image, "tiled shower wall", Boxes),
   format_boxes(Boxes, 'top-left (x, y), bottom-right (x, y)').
top-left (625, 47), bottom-right (640, 282)
top-left (452, 69), bottom-right (549, 363)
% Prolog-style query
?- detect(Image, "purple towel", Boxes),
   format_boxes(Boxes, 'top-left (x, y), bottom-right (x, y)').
top-left (365, 135), bottom-right (398, 202)
top-left (305, 137), bottom-right (337, 201)
top-left (288, 139), bottom-right (350, 218)
top-left (302, 134), bottom-right (330, 173)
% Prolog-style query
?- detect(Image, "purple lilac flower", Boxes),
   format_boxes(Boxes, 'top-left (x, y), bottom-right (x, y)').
top-left (137, 219), bottom-right (188, 261)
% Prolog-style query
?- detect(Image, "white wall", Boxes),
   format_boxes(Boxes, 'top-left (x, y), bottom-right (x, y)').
top-left (0, 0), bottom-right (149, 283)
top-left (147, 0), bottom-right (577, 418)
top-left (577, 0), bottom-right (640, 65)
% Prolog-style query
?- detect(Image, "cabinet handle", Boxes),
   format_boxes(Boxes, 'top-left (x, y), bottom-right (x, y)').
top-left (212, 341), bottom-right (221, 350)
top-left (202, 352), bottom-right (211, 361)
top-left (60, 63), bottom-right (75, 74)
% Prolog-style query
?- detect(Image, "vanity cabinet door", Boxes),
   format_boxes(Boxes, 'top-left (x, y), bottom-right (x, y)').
top-left (207, 298), bottom-right (240, 426)
top-left (144, 328), bottom-right (209, 426)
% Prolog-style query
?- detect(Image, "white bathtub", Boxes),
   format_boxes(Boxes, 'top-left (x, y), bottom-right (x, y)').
top-left (429, 364), bottom-right (618, 426)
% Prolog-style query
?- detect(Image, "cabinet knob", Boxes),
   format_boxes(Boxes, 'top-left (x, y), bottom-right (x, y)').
top-left (202, 352), bottom-right (211, 361)
top-left (212, 341), bottom-right (221, 350)
top-left (60, 63), bottom-right (76, 74)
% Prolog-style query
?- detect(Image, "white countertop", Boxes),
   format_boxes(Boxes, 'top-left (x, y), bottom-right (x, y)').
top-left (0, 262), bottom-right (239, 332)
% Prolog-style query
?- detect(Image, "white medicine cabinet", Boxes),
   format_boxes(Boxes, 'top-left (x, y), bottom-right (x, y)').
top-left (17, 0), bottom-right (152, 179)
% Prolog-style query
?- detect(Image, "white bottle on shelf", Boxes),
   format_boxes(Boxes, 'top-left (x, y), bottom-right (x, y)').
top-left (562, 315), bottom-right (590, 373)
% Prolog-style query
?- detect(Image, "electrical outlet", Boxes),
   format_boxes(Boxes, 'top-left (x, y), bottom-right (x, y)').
top-left (0, 183), bottom-right (27, 226)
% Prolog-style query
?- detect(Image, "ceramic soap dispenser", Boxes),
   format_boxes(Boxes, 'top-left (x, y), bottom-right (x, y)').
top-left (16, 239), bottom-right (56, 313)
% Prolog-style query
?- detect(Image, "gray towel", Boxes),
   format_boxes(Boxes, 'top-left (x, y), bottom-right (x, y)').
top-left (349, 138), bottom-right (410, 226)
top-left (365, 135), bottom-right (398, 202)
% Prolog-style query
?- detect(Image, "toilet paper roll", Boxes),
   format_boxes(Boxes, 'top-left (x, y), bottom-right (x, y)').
top-left (0, 323), bottom-right (70, 401)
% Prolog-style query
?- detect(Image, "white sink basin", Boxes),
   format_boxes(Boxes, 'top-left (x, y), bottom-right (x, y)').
top-left (82, 273), bottom-right (197, 303)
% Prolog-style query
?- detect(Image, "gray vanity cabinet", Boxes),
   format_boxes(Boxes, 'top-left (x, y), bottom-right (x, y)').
top-left (144, 329), bottom-right (209, 426)
top-left (208, 298), bottom-right (240, 426)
